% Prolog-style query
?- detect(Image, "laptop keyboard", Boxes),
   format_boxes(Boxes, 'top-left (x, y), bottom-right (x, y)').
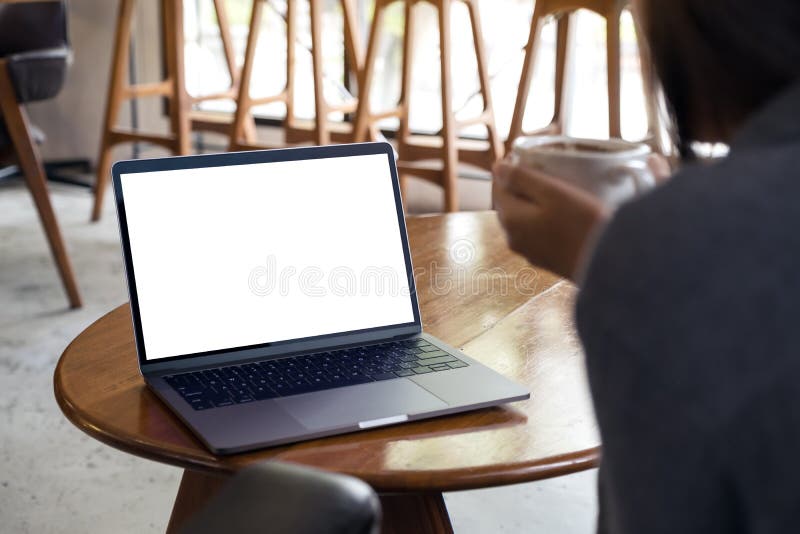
top-left (163, 338), bottom-right (468, 411)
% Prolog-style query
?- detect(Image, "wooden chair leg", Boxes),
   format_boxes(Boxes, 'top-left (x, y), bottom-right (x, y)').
top-left (437, 0), bottom-right (458, 212)
top-left (165, 0), bottom-right (191, 155)
top-left (506, 1), bottom-right (544, 153)
top-left (309, 0), bottom-right (331, 146)
top-left (606, 5), bottom-right (622, 139)
top-left (92, 0), bottom-right (135, 222)
top-left (353, 0), bottom-right (387, 143)
top-left (465, 0), bottom-right (503, 163)
top-left (0, 63), bottom-right (82, 308)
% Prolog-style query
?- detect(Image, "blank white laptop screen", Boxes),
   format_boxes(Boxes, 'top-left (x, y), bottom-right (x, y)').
top-left (120, 153), bottom-right (415, 361)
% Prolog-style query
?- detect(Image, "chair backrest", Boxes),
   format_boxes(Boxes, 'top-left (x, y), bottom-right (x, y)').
top-left (0, 1), bottom-right (68, 57)
top-left (179, 461), bottom-right (381, 534)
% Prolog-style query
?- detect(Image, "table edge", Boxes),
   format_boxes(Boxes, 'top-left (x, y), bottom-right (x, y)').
top-left (55, 346), bottom-right (600, 491)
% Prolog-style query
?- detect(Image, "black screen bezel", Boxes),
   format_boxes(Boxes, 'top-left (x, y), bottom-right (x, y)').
top-left (112, 142), bottom-right (422, 373)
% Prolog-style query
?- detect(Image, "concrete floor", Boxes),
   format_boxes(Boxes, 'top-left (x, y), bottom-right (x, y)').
top-left (0, 175), bottom-right (597, 533)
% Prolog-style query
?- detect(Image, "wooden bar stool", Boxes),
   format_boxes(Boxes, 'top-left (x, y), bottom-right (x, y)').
top-left (506, 0), bottom-right (661, 153)
top-left (229, 0), bottom-right (363, 151)
top-left (91, 0), bottom-right (243, 221)
top-left (353, 0), bottom-right (503, 213)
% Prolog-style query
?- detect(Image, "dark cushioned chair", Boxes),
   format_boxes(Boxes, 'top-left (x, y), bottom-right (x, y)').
top-left (179, 462), bottom-right (381, 534)
top-left (0, 0), bottom-right (80, 308)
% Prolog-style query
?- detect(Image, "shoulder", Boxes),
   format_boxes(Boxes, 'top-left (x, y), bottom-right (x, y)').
top-left (581, 146), bottom-right (800, 314)
top-left (576, 159), bottom-right (732, 336)
top-left (576, 147), bottom-right (800, 420)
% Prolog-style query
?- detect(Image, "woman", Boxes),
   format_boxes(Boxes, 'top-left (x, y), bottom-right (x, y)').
top-left (494, 1), bottom-right (800, 532)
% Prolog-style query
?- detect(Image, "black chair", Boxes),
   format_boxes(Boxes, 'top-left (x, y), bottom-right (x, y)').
top-left (0, 0), bottom-right (81, 308)
top-left (179, 462), bottom-right (382, 534)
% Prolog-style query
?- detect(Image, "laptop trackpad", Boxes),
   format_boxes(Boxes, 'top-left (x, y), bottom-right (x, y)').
top-left (277, 380), bottom-right (447, 430)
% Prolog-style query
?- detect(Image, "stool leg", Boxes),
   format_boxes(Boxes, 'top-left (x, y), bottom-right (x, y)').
top-left (213, 0), bottom-right (238, 87)
top-left (552, 13), bottom-right (570, 134)
top-left (353, 0), bottom-right (387, 143)
top-left (213, 0), bottom-right (256, 144)
top-left (396, 0), bottom-right (416, 200)
top-left (229, 0), bottom-right (263, 151)
top-left (606, 5), bottom-right (623, 139)
top-left (0, 64), bottom-right (82, 309)
top-left (438, 0), bottom-right (458, 212)
top-left (165, 0), bottom-right (191, 155)
top-left (380, 493), bottom-right (454, 534)
top-left (92, 0), bottom-right (135, 222)
top-left (342, 0), bottom-right (363, 142)
top-left (285, 0), bottom-right (297, 132)
top-left (397, 0), bottom-right (415, 146)
top-left (341, 0), bottom-right (364, 82)
top-left (309, 0), bottom-right (331, 146)
top-left (506, 1), bottom-right (544, 153)
top-left (240, 107), bottom-right (258, 146)
top-left (165, 470), bottom-right (229, 533)
top-left (465, 0), bottom-right (502, 163)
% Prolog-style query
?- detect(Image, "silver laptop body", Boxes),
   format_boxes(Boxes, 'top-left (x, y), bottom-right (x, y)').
top-left (112, 142), bottom-right (529, 455)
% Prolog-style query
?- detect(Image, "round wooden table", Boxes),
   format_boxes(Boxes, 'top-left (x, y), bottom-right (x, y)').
top-left (54, 212), bottom-right (600, 533)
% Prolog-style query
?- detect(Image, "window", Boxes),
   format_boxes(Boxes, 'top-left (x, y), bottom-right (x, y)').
top-left (183, 0), bottom-right (649, 141)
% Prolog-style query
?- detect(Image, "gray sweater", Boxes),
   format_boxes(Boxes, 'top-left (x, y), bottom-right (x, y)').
top-left (576, 82), bottom-right (800, 534)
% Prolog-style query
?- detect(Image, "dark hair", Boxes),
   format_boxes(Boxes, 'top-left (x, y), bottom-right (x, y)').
top-left (640, 1), bottom-right (800, 155)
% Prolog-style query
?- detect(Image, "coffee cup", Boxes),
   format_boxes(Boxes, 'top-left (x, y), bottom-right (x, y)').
top-left (511, 135), bottom-right (656, 207)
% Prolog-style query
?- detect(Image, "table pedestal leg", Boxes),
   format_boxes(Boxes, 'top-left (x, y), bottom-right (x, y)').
top-left (165, 470), bottom-right (229, 533)
top-left (164, 470), bottom-right (454, 534)
top-left (380, 493), bottom-right (454, 534)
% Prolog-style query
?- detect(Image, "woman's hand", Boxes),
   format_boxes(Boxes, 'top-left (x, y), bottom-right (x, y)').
top-left (493, 161), bottom-right (610, 281)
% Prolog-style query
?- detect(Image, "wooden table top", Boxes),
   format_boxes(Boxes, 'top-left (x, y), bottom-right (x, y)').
top-left (54, 212), bottom-right (600, 492)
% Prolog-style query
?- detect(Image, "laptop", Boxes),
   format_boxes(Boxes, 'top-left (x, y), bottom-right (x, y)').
top-left (112, 142), bottom-right (529, 455)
